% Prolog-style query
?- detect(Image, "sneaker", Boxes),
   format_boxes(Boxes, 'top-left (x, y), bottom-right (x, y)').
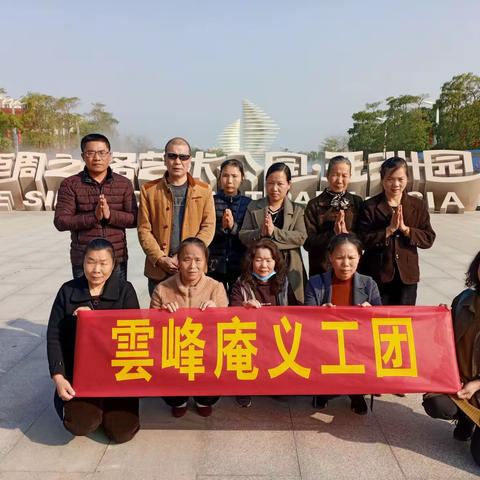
top-left (172, 405), bottom-right (187, 418)
top-left (350, 395), bottom-right (368, 415)
top-left (196, 404), bottom-right (213, 417)
top-left (236, 396), bottom-right (252, 408)
top-left (453, 414), bottom-right (474, 441)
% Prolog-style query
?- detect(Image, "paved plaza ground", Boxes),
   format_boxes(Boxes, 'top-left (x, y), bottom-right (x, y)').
top-left (0, 211), bottom-right (479, 479)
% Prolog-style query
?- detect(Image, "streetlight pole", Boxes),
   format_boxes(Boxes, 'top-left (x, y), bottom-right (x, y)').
top-left (376, 116), bottom-right (387, 159)
top-left (422, 99), bottom-right (439, 146)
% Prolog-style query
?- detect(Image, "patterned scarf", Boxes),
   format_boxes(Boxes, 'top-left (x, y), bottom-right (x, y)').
top-left (326, 190), bottom-right (351, 210)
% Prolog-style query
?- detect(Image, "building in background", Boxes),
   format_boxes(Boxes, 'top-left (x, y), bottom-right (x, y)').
top-left (218, 99), bottom-right (279, 162)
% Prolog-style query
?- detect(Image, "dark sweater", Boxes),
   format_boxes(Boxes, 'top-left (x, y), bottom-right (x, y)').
top-left (47, 274), bottom-right (139, 380)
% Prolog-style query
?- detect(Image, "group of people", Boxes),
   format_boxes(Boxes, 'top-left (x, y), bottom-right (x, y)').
top-left (46, 133), bottom-right (480, 467)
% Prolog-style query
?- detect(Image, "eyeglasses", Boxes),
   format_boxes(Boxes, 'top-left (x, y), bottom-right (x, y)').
top-left (166, 152), bottom-right (191, 161)
top-left (83, 150), bottom-right (110, 159)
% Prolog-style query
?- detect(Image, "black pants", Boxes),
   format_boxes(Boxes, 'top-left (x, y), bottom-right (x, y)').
top-left (422, 394), bottom-right (480, 466)
top-left (379, 270), bottom-right (417, 306)
top-left (163, 396), bottom-right (219, 408)
top-left (207, 269), bottom-right (240, 297)
top-left (58, 394), bottom-right (139, 444)
top-left (148, 278), bottom-right (161, 297)
top-left (72, 262), bottom-right (128, 282)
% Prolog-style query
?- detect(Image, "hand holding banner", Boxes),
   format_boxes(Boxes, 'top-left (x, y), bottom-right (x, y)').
top-left (73, 306), bottom-right (460, 397)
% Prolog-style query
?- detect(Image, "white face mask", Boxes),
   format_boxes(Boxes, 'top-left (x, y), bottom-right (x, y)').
top-left (252, 270), bottom-right (277, 282)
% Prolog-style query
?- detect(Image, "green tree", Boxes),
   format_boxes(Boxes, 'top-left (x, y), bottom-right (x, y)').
top-left (321, 135), bottom-right (349, 152)
top-left (383, 95), bottom-right (431, 152)
top-left (436, 72), bottom-right (480, 149)
top-left (20, 92), bottom-right (59, 149)
top-left (348, 102), bottom-right (386, 155)
top-left (80, 102), bottom-right (119, 138)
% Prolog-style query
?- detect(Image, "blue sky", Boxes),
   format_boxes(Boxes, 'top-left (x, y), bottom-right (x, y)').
top-left (2, 0), bottom-right (479, 150)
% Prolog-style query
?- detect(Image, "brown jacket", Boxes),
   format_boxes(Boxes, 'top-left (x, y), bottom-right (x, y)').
top-left (304, 190), bottom-right (363, 276)
top-left (451, 289), bottom-right (480, 407)
top-left (238, 197), bottom-right (307, 303)
top-left (138, 173), bottom-right (215, 281)
top-left (150, 273), bottom-right (228, 309)
top-left (357, 192), bottom-right (436, 285)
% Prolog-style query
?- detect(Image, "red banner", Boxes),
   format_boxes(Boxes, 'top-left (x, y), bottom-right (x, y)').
top-left (73, 306), bottom-right (460, 397)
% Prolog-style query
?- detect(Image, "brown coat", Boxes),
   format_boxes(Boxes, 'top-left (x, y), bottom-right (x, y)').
top-left (150, 273), bottom-right (228, 309)
top-left (304, 190), bottom-right (363, 276)
top-left (137, 173), bottom-right (215, 281)
top-left (357, 192), bottom-right (436, 285)
top-left (238, 197), bottom-right (307, 303)
top-left (451, 289), bottom-right (480, 407)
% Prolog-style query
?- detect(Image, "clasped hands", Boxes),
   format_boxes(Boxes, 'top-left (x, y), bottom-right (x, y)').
top-left (94, 194), bottom-right (111, 221)
top-left (386, 204), bottom-right (410, 238)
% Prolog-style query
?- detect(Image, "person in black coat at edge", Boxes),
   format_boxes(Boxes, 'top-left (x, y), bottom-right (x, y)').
top-left (208, 158), bottom-right (251, 294)
top-left (47, 238), bottom-right (140, 443)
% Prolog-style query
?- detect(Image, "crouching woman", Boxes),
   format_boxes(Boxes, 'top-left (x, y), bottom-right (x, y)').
top-left (47, 238), bottom-right (140, 443)
top-left (150, 237), bottom-right (228, 417)
top-left (423, 250), bottom-right (480, 466)
top-left (304, 233), bottom-right (381, 414)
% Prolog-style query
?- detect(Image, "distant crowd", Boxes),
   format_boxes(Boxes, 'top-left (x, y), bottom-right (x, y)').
top-left (45, 133), bottom-right (480, 466)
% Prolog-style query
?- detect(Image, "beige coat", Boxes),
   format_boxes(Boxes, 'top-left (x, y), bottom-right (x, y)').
top-left (239, 196), bottom-right (307, 303)
top-left (150, 273), bottom-right (228, 309)
top-left (137, 173), bottom-right (215, 281)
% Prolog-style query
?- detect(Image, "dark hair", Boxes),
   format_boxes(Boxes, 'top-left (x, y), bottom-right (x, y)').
top-left (465, 250), bottom-right (480, 291)
top-left (380, 156), bottom-right (409, 180)
top-left (164, 137), bottom-right (191, 155)
top-left (327, 233), bottom-right (363, 256)
top-left (81, 133), bottom-right (111, 152)
top-left (83, 238), bottom-right (116, 264)
top-left (326, 155), bottom-right (352, 176)
top-left (177, 237), bottom-right (209, 264)
top-left (220, 158), bottom-right (245, 179)
top-left (266, 162), bottom-right (291, 182)
top-left (240, 238), bottom-right (287, 295)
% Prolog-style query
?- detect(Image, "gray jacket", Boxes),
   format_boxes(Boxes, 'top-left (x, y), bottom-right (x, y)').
top-left (304, 270), bottom-right (382, 306)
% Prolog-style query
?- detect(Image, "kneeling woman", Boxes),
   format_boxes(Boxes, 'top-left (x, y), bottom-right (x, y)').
top-left (304, 233), bottom-right (381, 414)
top-left (423, 250), bottom-right (480, 466)
top-left (230, 238), bottom-right (297, 407)
top-left (47, 239), bottom-right (140, 443)
top-left (150, 237), bottom-right (228, 417)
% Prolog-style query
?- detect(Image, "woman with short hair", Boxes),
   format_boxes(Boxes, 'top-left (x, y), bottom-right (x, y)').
top-left (304, 233), bottom-right (381, 415)
top-left (47, 238), bottom-right (140, 443)
top-left (304, 155), bottom-right (363, 276)
top-left (357, 156), bottom-right (435, 305)
top-left (150, 237), bottom-right (228, 418)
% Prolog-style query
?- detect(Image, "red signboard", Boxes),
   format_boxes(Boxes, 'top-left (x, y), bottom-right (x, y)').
top-left (73, 306), bottom-right (460, 397)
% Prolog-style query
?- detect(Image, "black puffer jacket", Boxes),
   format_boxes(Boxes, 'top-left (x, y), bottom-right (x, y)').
top-left (208, 190), bottom-right (251, 277)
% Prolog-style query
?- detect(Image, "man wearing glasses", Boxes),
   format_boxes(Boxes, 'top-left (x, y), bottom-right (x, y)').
top-left (138, 137), bottom-right (215, 295)
top-left (54, 133), bottom-right (138, 280)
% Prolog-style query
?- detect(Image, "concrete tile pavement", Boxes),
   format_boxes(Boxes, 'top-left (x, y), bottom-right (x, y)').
top-left (0, 211), bottom-right (479, 479)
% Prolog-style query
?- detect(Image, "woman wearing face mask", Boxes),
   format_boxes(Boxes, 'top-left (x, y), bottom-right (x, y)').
top-left (47, 238), bottom-right (140, 443)
top-left (304, 233), bottom-right (381, 414)
top-left (239, 162), bottom-right (307, 303)
top-left (150, 237), bottom-right (228, 418)
top-left (208, 159), bottom-right (251, 294)
top-left (358, 157), bottom-right (436, 306)
top-left (230, 238), bottom-right (297, 407)
top-left (304, 155), bottom-right (363, 276)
